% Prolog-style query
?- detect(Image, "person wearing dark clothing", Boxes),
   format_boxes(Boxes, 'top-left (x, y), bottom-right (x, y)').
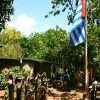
top-left (90, 79), bottom-right (98, 100)
top-left (8, 73), bottom-right (15, 100)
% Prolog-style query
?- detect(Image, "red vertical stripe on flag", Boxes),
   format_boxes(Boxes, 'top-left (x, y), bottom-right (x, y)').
top-left (80, 0), bottom-right (86, 19)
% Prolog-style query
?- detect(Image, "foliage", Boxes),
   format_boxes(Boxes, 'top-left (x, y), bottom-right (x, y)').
top-left (44, 0), bottom-right (100, 76)
top-left (88, 25), bottom-right (100, 74)
top-left (0, 27), bottom-right (23, 59)
top-left (25, 32), bottom-right (49, 59)
top-left (25, 27), bottom-right (68, 61)
top-left (22, 64), bottom-right (33, 77)
top-left (47, 0), bottom-right (100, 25)
top-left (11, 66), bottom-right (23, 77)
top-left (0, 44), bottom-right (23, 58)
top-left (16, 36), bottom-right (30, 58)
top-left (0, 68), bottom-right (10, 89)
top-left (0, 66), bottom-right (32, 89)
top-left (0, 73), bottom-right (7, 89)
top-left (56, 67), bottom-right (64, 75)
top-left (0, 0), bottom-right (14, 32)
top-left (14, 25), bottom-right (99, 75)
top-left (43, 26), bottom-right (68, 61)
top-left (0, 25), bottom-right (99, 76)
top-left (0, 0), bottom-right (99, 81)
top-left (0, 27), bottom-right (21, 45)
top-left (2, 68), bottom-right (10, 76)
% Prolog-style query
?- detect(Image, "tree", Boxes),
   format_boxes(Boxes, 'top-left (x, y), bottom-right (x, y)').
top-left (0, 27), bottom-right (21, 45)
top-left (16, 36), bottom-right (31, 58)
top-left (0, 0), bottom-right (14, 32)
top-left (23, 27), bottom-right (68, 61)
top-left (47, 0), bottom-right (100, 74)
top-left (88, 25), bottom-right (100, 75)
top-left (27, 32), bottom-right (47, 59)
top-left (0, 27), bottom-right (23, 59)
top-left (47, 0), bottom-right (100, 25)
top-left (43, 26), bottom-right (68, 62)
top-left (0, 44), bottom-right (23, 58)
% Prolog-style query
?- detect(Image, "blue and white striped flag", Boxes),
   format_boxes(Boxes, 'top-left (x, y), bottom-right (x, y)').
top-left (70, 0), bottom-right (86, 46)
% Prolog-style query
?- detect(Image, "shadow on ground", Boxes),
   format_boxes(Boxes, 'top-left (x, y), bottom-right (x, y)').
top-left (47, 87), bottom-right (84, 100)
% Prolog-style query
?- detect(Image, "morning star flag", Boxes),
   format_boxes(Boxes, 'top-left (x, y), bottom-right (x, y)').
top-left (70, 0), bottom-right (86, 46)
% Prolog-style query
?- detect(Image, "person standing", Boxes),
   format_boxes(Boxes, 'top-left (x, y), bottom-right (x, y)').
top-left (90, 78), bottom-right (98, 100)
top-left (7, 72), bottom-right (15, 100)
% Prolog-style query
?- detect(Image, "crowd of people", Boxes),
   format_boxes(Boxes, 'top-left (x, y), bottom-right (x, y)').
top-left (1, 71), bottom-right (99, 100)
top-left (6, 72), bottom-right (48, 100)
top-left (50, 72), bottom-right (71, 88)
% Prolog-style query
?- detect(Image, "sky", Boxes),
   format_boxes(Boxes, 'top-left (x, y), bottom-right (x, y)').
top-left (7, 0), bottom-right (70, 37)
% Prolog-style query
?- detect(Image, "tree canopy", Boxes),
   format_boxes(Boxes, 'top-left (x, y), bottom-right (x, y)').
top-left (0, 27), bottom-right (23, 59)
top-left (0, 0), bottom-right (14, 32)
top-left (0, 0), bottom-right (99, 76)
top-left (46, 0), bottom-right (100, 25)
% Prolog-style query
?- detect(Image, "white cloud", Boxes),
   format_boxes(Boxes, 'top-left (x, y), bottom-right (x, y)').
top-left (7, 13), bottom-right (37, 36)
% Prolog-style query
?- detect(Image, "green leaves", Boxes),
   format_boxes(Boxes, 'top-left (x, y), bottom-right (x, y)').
top-left (0, 0), bottom-right (14, 32)
top-left (0, 27), bottom-right (21, 44)
top-left (48, 0), bottom-right (100, 25)
top-left (0, 27), bottom-right (23, 59)
top-left (0, 44), bottom-right (23, 59)
top-left (88, 25), bottom-right (100, 70)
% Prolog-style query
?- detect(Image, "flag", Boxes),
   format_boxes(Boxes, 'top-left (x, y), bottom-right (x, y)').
top-left (70, 0), bottom-right (86, 46)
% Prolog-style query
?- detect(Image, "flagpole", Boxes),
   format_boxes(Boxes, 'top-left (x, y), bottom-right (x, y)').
top-left (70, 0), bottom-right (89, 97)
top-left (84, 4), bottom-right (89, 98)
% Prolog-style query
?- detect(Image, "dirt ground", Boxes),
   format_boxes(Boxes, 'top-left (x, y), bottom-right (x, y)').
top-left (0, 89), bottom-right (84, 100)
top-left (0, 90), bottom-right (5, 100)
top-left (47, 87), bottom-right (84, 100)
top-left (0, 88), bottom-right (100, 100)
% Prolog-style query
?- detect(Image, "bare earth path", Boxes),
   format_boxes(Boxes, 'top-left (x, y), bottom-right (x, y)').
top-left (47, 88), bottom-right (84, 100)
top-left (1, 88), bottom-right (100, 100)
top-left (0, 89), bottom-right (83, 100)
top-left (0, 90), bottom-right (5, 100)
